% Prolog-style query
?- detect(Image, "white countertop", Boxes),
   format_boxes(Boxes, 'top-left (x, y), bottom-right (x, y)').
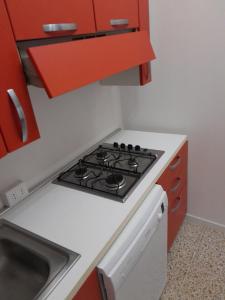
top-left (2, 130), bottom-right (187, 300)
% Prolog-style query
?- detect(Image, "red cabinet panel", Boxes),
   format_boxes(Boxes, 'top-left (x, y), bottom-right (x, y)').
top-left (93, 0), bottom-right (139, 32)
top-left (0, 0), bottom-right (40, 152)
top-left (73, 269), bottom-right (102, 300)
top-left (157, 142), bottom-right (188, 250)
top-left (138, 0), bottom-right (152, 85)
top-left (28, 31), bottom-right (155, 98)
top-left (5, 0), bottom-right (96, 40)
top-left (0, 133), bottom-right (7, 158)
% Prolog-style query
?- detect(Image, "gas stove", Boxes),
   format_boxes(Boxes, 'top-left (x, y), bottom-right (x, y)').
top-left (54, 143), bottom-right (164, 202)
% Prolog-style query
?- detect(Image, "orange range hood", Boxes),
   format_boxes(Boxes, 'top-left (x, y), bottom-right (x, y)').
top-left (27, 31), bottom-right (155, 98)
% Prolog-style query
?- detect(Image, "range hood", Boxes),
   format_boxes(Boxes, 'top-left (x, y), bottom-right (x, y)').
top-left (23, 31), bottom-right (155, 98)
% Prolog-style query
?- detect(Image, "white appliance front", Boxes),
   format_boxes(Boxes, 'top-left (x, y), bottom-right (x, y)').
top-left (98, 184), bottom-right (168, 300)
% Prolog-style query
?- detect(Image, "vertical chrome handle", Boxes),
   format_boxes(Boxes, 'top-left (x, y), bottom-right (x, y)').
top-left (170, 156), bottom-right (181, 171)
top-left (110, 19), bottom-right (129, 26)
top-left (170, 177), bottom-right (181, 193)
top-left (7, 89), bottom-right (28, 143)
top-left (43, 23), bottom-right (77, 33)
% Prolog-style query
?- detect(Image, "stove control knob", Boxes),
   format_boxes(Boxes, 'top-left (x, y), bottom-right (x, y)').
top-left (135, 145), bottom-right (141, 151)
top-left (120, 143), bottom-right (126, 149)
top-left (113, 142), bottom-right (119, 148)
top-left (128, 144), bottom-right (133, 151)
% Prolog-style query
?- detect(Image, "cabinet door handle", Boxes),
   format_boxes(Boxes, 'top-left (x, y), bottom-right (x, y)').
top-left (170, 177), bottom-right (181, 193)
top-left (171, 197), bottom-right (182, 213)
top-left (7, 89), bottom-right (28, 143)
top-left (110, 19), bottom-right (129, 26)
top-left (43, 23), bottom-right (77, 33)
top-left (170, 156), bottom-right (181, 171)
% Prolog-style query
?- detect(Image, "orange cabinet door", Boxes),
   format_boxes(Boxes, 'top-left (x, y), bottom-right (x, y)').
top-left (0, 0), bottom-right (40, 152)
top-left (93, 0), bottom-right (139, 32)
top-left (0, 133), bottom-right (7, 158)
top-left (28, 31), bottom-right (155, 98)
top-left (5, 0), bottom-right (96, 40)
top-left (73, 269), bottom-right (102, 300)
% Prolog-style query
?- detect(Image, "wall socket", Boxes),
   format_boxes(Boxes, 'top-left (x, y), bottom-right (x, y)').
top-left (1, 181), bottom-right (29, 208)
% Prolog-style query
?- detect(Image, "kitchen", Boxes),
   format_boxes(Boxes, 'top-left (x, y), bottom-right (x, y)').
top-left (0, 0), bottom-right (225, 299)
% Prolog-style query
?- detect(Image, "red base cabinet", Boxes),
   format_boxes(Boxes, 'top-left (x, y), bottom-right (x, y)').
top-left (0, 0), bottom-right (40, 153)
top-left (157, 142), bottom-right (188, 250)
top-left (72, 269), bottom-right (102, 300)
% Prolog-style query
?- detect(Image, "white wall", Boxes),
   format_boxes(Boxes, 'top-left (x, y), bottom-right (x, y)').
top-left (120, 0), bottom-right (225, 224)
top-left (0, 84), bottom-right (122, 196)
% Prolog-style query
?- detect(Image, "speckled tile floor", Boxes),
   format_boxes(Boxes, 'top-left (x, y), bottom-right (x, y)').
top-left (161, 218), bottom-right (225, 300)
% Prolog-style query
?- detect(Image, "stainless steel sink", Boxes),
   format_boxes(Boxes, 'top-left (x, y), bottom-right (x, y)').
top-left (0, 219), bottom-right (80, 300)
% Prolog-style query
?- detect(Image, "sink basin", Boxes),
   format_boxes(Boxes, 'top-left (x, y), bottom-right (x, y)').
top-left (0, 219), bottom-right (80, 300)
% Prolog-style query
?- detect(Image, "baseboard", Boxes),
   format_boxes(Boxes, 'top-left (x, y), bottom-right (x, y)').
top-left (186, 213), bottom-right (225, 231)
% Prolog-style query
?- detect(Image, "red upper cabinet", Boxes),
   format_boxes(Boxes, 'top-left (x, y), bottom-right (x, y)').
top-left (93, 0), bottom-right (139, 32)
top-left (0, 133), bottom-right (7, 159)
top-left (0, 0), bottom-right (40, 152)
top-left (5, 0), bottom-right (96, 40)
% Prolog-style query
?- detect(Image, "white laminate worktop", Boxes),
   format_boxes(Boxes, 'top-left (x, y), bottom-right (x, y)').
top-left (2, 130), bottom-right (187, 300)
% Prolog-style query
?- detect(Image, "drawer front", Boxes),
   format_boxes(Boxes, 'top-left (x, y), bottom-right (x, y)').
top-left (167, 142), bottom-right (188, 178)
top-left (93, 0), bottom-right (139, 32)
top-left (168, 186), bottom-right (187, 249)
top-left (5, 0), bottom-right (96, 40)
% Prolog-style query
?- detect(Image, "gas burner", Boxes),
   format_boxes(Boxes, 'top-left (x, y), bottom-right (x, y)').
top-left (74, 166), bottom-right (90, 179)
top-left (96, 150), bottom-right (110, 161)
top-left (128, 157), bottom-right (139, 167)
top-left (105, 174), bottom-right (126, 190)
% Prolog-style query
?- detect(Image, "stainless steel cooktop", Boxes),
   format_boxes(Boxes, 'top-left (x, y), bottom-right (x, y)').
top-left (54, 143), bottom-right (164, 202)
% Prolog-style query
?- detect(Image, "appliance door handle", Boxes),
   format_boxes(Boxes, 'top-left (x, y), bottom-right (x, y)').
top-left (43, 23), bottom-right (77, 33)
top-left (110, 19), bottom-right (129, 26)
top-left (170, 156), bottom-right (181, 171)
top-left (171, 196), bottom-right (182, 213)
top-left (170, 177), bottom-right (181, 193)
top-left (7, 89), bottom-right (28, 143)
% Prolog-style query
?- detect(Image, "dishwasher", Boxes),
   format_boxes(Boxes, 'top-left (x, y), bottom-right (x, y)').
top-left (97, 184), bottom-right (168, 300)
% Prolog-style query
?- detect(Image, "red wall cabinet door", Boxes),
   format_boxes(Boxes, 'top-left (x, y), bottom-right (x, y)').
top-left (5, 0), bottom-right (96, 40)
top-left (73, 269), bottom-right (102, 300)
top-left (0, 0), bottom-right (40, 153)
top-left (0, 133), bottom-right (7, 158)
top-left (93, 0), bottom-right (139, 32)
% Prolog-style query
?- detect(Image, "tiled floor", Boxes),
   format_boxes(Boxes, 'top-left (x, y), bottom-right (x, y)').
top-left (161, 218), bottom-right (225, 300)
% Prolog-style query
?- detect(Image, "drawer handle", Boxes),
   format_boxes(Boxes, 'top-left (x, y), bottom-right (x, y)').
top-left (110, 19), bottom-right (129, 26)
top-left (7, 89), bottom-right (28, 143)
top-left (43, 23), bottom-right (77, 33)
top-left (170, 156), bottom-right (181, 171)
top-left (171, 197), bottom-right (182, 213)
top-left (170, 177), bottom-right (181, 193)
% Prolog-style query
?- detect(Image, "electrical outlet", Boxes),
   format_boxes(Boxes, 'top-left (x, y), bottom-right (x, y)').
top-left (2, 181), bottom-right (29, 208)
